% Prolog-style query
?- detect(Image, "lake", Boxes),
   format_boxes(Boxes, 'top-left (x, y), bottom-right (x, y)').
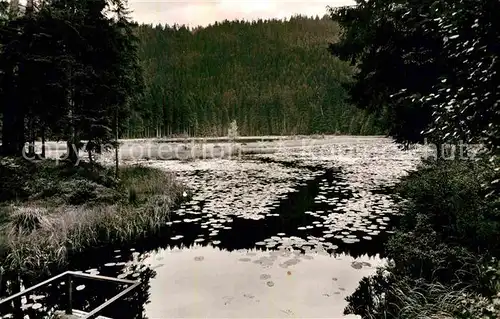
top-left (4, 136), bottom-right (426, 318)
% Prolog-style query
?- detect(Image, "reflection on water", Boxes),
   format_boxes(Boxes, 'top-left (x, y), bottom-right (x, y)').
top-left (67, 244), bottom-right (384, 319)
top-left (143, 245), bottom-right (384, 318)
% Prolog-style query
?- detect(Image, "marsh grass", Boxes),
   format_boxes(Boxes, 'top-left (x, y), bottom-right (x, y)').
top-left (119, 166), bottom-right (179, 203)
top-left (389, 280), bottom-right (491, 319)
top-left (346, 266), bottom-right (497, 319)
top-left (0, 160), bottom-right (185, 275)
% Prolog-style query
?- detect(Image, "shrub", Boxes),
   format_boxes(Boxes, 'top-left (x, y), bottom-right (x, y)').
top-left (396, 158), bottom-right (500, 254)
top-left (346, 158), bottom-right (500, 318)
top-left (6, 206), bottom-right (49, 234)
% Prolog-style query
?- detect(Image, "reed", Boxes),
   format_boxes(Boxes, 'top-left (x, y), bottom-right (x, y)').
top-left (0, 164), bottom-right (185, 275)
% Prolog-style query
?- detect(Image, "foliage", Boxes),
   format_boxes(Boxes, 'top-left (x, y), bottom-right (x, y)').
top-left (328, 1), bottom-right (445, 144)
top-left (0, 0), bottom-right (143, 161)
top-left (414, 1), bottom-right (500, 149)
top-left (118, 165), bottom-right (179, 205)
top-left (329, 0), bottom-right (500, 159)
top-left (345, 159), bottom-right (500, 318)
top-left (0, 157), bottom-right (120, 205)
top-left (346, 269), bottom-right (500, 319)
top-left (396, 159), bottom-right (500, 253)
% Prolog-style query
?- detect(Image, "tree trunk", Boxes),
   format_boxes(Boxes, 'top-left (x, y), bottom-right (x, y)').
top-left (436, 142), bottom-right (443, 161)
top-left (12, 273), bottom-right (22, 319)
top-left (41, 126), bottom-right (46, 158)
top-left (28, 117), bottom-right (35, 157)
top-left (25, 0), bottom-right (33, 15)
top-left (1, 70), bottom-right (25, 157)
top-left (88, 148), bottom-right (93, 165)
top-left (66, 75), bottom-right (79, 164)
top-left (115, 110), bottom-right (119, 179)
top-left (66, 140), bottom-right (78, 163)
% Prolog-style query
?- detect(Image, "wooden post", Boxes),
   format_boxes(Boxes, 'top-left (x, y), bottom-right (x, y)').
top-left (66, 275), bottom-right (73, 315)
top-left (41, 126), bottom-right (46, 158)
top-left (13, 274), bottom-right (21, 319)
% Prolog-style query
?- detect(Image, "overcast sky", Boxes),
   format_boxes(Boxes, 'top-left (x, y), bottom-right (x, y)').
top-left (127, 0), bottom-right (356, 27)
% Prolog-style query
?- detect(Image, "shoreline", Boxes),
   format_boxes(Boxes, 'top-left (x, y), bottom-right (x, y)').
top-left (0, 159), bottom-right (186, 276)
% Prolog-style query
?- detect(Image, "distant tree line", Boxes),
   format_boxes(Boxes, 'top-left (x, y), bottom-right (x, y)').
top-left (0, 0), bottom-right (143, 162)
top-left (131, 15), bottom-right (384, 137)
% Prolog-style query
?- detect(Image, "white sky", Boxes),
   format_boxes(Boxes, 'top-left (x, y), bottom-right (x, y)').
top-left (127, 0), bottom-right (356, 27)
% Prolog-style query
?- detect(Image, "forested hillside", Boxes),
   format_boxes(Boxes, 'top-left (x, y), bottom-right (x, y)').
top-left (129, 15), bottom-right (382, 137)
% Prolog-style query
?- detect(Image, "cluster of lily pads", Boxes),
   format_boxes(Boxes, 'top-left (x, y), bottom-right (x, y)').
top-left (150, 159), bottom-right (319, 224)
top-left (137, 139), bottom-right (423, 251)
top-left (250, 138), bottom-right (425, 191)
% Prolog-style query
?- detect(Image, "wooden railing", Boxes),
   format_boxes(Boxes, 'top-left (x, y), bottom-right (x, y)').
top-left (0, 270), bottom-right (140, 319)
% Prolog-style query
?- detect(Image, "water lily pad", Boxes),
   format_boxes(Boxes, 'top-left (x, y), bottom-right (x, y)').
top-left (32, 303), bottom-right (42, 310)
top-left (260, 274), bottom-right (271, 280)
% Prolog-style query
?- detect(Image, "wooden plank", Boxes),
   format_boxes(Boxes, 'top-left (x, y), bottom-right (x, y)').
top-left (54, 309), bottom-right (112, 319)
top-left (67, 271), bottom-right (137, 285)
top-left (1, 271), bottom-right (139, 319)
top-left (82, 282), bottom-right (140, 319)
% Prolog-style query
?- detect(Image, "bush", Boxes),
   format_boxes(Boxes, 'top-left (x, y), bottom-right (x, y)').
top-left (386, 223), bottom-right (481, 287)
top-left (345, 158), bottom-right (500, 318)
top-left (0, 158), bottom-right (31, 201)
top-left (396, 158), bottom-right (500, 254)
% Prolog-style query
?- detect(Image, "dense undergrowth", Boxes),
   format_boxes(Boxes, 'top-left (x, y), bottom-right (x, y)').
top-left (345, 158), bottom-right (500, 318)
top-left (0, 157), bottom-right (185, 276)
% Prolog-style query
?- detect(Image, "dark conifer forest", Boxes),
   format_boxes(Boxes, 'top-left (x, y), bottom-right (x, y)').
top-left (0, 0), bottom-right (143, 159)
top-left (130, 15), bottom-right (382, 137)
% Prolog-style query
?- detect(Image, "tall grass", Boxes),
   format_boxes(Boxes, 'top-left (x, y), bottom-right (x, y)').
top-left (0, 164), bottom-right (185, 275)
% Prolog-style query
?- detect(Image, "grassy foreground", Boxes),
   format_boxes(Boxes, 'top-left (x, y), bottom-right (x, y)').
top-left (0, 157), bottom-right (185, 275)
top-left (345, 158), bottom-right (500, 318)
